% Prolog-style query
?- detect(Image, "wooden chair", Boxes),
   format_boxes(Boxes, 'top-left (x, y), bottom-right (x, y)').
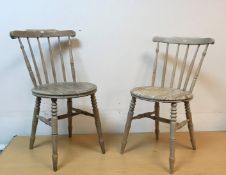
top-left (120, 36), bottom-right (214, 173)
top-left (10, 29), bottom-right (105, 171)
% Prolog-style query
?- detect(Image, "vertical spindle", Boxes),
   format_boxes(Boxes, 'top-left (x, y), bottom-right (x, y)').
top-left (18, 38), bottom-right (37, 87)
top-left (177, 45), bottom-right (189, 89)
top-left (152, 42), bottom-right (159, 86)
top-left (48, 37), bottom-right (57, 83)
top-left (189, 44), bottom-right (209, 92)
top-left (161, 43), bottom-right (169, 87)
top-left (170, 44), bottom-right (180, 88)
top-left (183, 45), bottom-right (200, 91)
top-left (27, 38), bottom-right (42, 85)
top-left (58, 37), bottom-right (66, 82)
top-left (37, 38), bottom-right (49, 84)
top-left (68, 36), bottom-right (76, 82)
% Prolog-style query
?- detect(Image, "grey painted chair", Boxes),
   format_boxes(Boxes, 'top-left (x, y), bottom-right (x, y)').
top-left (121, 36), bottom-right (214, 173)
top-left (10, 29), bottom-right (105, 171)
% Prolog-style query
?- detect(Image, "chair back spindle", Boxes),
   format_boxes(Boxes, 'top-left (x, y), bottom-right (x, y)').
top-left (37, 37), bottom-right (49, 84)
top-left (183, 45), bottom-right (200, 90)
top-left (27, 38), bottom-right (42, 85)
top-left (47, 37), bottom-right (57, 83)
top-left (170, 44), bottom-right (180, 88)
top-left (58, 37), bottom-right (67, 82)
top-left (151, 42), bottom-right (159, 86)
top-left (68, 36), bottom-right (76, 82)
top-left (18, 37), bottom-right (37, 87)
top-left (161, 43), bottom-right (169, 88)
top-left (177, 45), bottom-right (189, 89)
top-left (189, 44), bottom-right (209, 92)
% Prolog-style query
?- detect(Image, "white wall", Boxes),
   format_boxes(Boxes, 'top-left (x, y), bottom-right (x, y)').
top-left (1, 0), bottom-right (226, 144)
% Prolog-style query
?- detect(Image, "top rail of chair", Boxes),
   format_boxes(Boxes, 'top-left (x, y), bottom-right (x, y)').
top-left (153, 36), bottom-right (214, 45)
top-left (10, 29), bottom-right (76, 39)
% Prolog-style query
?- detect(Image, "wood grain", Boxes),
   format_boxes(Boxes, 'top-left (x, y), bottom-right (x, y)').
top-left (131, 86), bottom-right (193, 102)
top-left (153, 36), bottom-right (214, 45)
top-left (32, 82), bottom-right (97, 98)
top-left (10, 29), bottom-right (75, 38)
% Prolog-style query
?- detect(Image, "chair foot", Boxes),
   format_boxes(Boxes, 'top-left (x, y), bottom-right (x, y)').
top-left (52, 153), bottom-right (58, 171)
top-left (121, 97), bottom-right (136, 154)
top-left (99, 140), bottom-right (106, 154)
top-left (169, 158), bottom-right (175, 174)
top-left (120, 141), bottom-right (127, 154)
top-left (155, 129), bottom-right (159, 141)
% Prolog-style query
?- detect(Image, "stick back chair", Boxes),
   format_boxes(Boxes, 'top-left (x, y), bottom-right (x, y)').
top-left (10, 29), bottom-right (105, 171)
top-left (120, 36), bottom-right (214, 173)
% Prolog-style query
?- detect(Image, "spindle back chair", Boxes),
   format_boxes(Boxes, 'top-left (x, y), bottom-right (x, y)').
top-left (10, 29), bottom-right (105, 171)
top-left (121, 36), bottom-right (214, 173)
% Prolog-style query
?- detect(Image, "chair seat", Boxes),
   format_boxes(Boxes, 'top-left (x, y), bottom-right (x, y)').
top-left (32, 82), bottom-right (97, 98)
top-left (131, 86), bottom-right (193, 102)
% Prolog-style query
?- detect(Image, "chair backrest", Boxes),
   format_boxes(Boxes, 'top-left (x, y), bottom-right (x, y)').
top-left (151, 36), bottom-right (214, 92)
top-left (10, 29), bottom-right (76, 87)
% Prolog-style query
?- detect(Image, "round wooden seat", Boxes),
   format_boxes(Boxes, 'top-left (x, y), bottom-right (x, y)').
top-left (131, 86), bottom-right (193, 102)
top-left (32, 82), bottom-right (97, 98)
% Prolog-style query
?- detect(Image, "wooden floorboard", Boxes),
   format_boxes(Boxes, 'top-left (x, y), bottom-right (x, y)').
top-left (0, 132), bottom-right (226, 175)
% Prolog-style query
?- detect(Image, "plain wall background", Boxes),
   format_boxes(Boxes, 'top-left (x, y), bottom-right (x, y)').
top-left (0, 0), bottom-right (226, 144)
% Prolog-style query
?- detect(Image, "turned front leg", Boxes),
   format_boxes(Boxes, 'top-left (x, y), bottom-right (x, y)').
top-left (169, 103), bottom-right (177, 173)
top-left (51, 98), bottom-right (58, 171)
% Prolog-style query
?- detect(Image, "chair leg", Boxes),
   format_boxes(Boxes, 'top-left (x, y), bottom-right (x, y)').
top-left (67, 98), bottom-right (73, 138)
top-left (120, 97), bottom-right (136, 154)
top-left (184, 101), bottom-right (196, 150)
top-left (29, 97), bottom-right (41, 149)
top-left (154, 102), bottom-right (160, 140)
top-left (91, 94), bottom-right (105, 154)
top-left (169, 103), bottom-right (177, 174)
top-left (51, 98), bottom-right (58, 171)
